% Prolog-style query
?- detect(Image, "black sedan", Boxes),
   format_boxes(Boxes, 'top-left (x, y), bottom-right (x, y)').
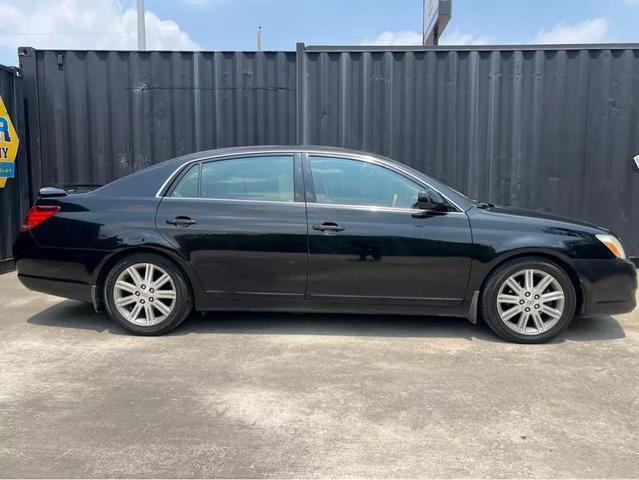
top-left (13, 146), bottom-right (637, 343)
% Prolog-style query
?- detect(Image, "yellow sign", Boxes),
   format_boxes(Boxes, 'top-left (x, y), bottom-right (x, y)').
top-left (0, 95), bottom-right (19, 189)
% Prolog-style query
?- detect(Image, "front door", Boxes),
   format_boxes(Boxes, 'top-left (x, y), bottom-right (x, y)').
top-left (304, 155), bottom-right (472, 305)
top-left (156, 153), bottom-right (308, 299)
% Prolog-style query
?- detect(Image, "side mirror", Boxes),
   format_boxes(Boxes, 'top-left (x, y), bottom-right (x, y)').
top-left (416, 191), bottom-right (439, 210)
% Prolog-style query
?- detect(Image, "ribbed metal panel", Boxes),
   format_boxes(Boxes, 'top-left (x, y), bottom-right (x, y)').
top-left (299, 47), bottom-right (639, 255)
top-left (0, 66), bottom-right (28, 270)
top-left (20, 48), bottom-right (297, 188)
top-left (18, 45), bottom-right (639, 255)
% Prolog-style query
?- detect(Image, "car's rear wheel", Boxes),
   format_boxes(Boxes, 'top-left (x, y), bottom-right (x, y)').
top-left (480, 257), bottom-right (577, 343)
top-left (103, 253), bottom-right (192, 335)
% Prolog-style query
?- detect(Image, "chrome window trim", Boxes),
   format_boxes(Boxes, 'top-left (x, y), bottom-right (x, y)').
top-left (309, 202), bottom-right (467, 215)
top-left (155, 149), bottom-right (466, 213)
top-left (161, 196), bottom-right (304, 206)
top-left (163, 197), bottom-right (464, 214)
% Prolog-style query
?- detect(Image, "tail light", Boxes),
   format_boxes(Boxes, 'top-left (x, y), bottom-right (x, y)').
top-left (21, 205), bottom-right (61, 232)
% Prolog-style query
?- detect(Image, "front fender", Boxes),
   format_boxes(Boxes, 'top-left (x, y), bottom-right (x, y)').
top-left (465, 206), bottom-right (610, 295)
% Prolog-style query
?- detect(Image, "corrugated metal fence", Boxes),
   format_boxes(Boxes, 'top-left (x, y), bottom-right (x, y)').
top-left (0, 66), bottom-right (28, 272)
top-left (15, 44), bottom-right (639, 256)
top-left (19, 48), bottom-right (297, 188)
top-left (298, 45), bottom-right (639, 255)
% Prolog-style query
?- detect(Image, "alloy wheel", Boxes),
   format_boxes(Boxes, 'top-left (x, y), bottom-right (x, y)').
top-left (496, 268), bottom-right (565, 335)
top-left (113, 263), bottom-right (177, 326)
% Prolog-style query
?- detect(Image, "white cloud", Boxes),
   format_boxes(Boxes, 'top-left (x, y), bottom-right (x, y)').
top-left (439, 30), bottom-right (491, 46)
top-left (363, 29), bottom-right (492, 47)
top-left (0, 0), bottom-right (200, 66)
top-left (533, 18), bottom-right (609, 44)
top-left (363, 30), bottom-right (423, 46)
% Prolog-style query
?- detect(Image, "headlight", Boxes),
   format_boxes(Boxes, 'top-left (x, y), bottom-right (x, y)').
top-left (596, 234), bottom-right (626, 259)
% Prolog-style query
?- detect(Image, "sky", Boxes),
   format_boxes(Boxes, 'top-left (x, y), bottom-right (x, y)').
top-left (0, 0), bottom-right (637, 66)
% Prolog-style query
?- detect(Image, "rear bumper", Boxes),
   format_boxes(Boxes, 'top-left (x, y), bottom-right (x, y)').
top-left (571, 258), bottom-right (637, 317)
top-left (17, 274), bottom-right (92, 303)
top-left (13, 231), bottom-right (104, 303)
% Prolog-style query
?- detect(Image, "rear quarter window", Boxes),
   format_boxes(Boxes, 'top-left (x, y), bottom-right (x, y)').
top-left (170, 164), bottom-right (200, 198)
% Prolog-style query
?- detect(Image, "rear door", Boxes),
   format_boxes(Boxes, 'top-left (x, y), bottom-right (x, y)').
top-left (156, 153), bottom-right (308, 299)
top-left (303, 154), bottom-right (472, 306)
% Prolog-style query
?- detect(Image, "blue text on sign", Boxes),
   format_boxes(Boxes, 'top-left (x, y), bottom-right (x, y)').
top-left (0, 118), bottom-right (11, 143)
top-left (0, 161), bottom-right (15, 178)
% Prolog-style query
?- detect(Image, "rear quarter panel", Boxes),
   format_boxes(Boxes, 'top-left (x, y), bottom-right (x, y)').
top-left (17, 195), bottom-right (167, 283)
top-left (14, 158), bottom-right (191, 287)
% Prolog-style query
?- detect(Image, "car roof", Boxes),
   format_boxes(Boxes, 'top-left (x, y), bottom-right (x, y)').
top-left (172, 145), bottom-right (386, 163)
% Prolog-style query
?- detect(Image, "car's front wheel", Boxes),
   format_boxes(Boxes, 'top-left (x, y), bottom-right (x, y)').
top-left (103, 253), bottom-right (192, 335)
top-left (480, 257), bottom-right (577, 343)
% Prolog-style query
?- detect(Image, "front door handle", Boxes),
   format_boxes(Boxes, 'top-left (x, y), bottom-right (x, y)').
top-left (166, 216), bottom-right (197, 227)
top-left (313, 222), bottom-right (345, 233)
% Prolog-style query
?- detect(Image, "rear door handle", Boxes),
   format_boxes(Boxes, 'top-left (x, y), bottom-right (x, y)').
top-left (166, 216), bottom-right (197, 227)
top-left (313, 222), bottom-right (345, 233)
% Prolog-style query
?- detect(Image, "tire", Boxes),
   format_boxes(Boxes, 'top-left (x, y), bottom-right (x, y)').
top-left (480, 256), bottom-right (577, 344)
top-left (103, 253), bottom-right (193, 335)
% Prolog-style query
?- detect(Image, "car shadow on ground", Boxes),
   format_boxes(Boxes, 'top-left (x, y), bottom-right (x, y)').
top-left (27, 300), bottom-right (626, 344)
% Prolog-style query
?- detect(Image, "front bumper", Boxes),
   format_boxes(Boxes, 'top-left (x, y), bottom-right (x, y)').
top-left (571, 258), bottom-right (637, 317)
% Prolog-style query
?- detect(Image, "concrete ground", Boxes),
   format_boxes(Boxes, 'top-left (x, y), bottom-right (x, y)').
top-left (0, 271), bottom-right (638, 478)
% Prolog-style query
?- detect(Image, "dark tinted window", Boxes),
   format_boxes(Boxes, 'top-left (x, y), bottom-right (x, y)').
top-left (200, 156), bottom-right (294, 202)
top-left (309, 156), bottom-right (423, 208)
top-left (170, 164), bottom-right (200, 198)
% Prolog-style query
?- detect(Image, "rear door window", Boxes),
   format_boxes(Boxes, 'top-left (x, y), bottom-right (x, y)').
top-left (200, 156), bottom-right (295, 202)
